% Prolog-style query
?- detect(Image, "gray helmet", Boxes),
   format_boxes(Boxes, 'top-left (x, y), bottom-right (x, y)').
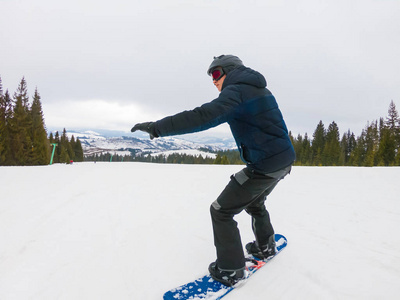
top-left (207, 55), bottom-right (244, 76)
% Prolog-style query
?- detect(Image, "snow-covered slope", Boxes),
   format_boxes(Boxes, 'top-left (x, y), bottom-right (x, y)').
top-left (1, 164), bottom-right (399, 299)
top-left (66, 130), bottom-right (234, 157)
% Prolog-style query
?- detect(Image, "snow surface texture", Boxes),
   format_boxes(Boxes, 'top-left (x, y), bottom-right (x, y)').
top-left (1, 163), bottom-right (399, 299)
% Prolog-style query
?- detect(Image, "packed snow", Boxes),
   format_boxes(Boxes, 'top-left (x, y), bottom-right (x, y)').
top-left (1, 163), bottom-right (400, 299)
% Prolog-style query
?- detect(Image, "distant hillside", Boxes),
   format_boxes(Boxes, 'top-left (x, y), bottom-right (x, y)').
top-left (65, 130), bottom-right (236, 157)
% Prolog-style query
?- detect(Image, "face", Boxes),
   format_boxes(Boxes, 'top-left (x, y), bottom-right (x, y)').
top-left (213, 74), bottom-right (226, 92)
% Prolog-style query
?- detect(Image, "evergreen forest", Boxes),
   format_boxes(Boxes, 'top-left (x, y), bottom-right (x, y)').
top-left (85, 149), bottom-right (243, 165)
top-left (0, 77), bottom-right (83, 166)
top-left (290, 100), bottom-right (400, 166)
top-left (87, 100), bottom-right (400, 166)
top-left (2, 76), bottom-right (399, 167)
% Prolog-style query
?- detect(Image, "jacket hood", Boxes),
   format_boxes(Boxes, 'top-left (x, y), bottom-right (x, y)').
top-left (222, 66), bottom-right (267, 90)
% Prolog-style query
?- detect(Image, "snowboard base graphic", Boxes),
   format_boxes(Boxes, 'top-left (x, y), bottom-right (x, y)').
top-left (163, 233), bottom-right (287, 300)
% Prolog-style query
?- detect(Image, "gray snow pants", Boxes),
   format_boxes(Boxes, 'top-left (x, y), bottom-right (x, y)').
top-left (210, 165), bottom-right (291, 271)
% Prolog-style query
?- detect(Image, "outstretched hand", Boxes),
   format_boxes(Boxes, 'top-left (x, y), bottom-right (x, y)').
top-left (131, 122), bottom-right (158, 140)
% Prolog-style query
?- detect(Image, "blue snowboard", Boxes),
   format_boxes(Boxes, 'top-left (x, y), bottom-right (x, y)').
top-left (163, 234), bottom-right (287, 300)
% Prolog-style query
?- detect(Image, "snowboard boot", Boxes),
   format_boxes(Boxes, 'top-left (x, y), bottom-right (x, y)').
top-left (208, 261), bottom-right (246, 287)
top-left (245, 235), bottom-right (276, 260)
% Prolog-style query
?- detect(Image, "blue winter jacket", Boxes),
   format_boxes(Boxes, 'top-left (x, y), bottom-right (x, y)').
top-left (154, 66), bottom-right (295, 173)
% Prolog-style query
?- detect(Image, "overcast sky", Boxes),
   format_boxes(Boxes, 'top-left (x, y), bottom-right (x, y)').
top-left (1, 0), bottom-right (399, 139)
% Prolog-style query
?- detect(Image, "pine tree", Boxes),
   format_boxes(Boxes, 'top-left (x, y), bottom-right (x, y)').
top-left (60, 128), bottom-right (71, 163)
top-left (324, 121), bottom-right (341, 165)
top-left (49, 132), bottom-right (54, 144)
top-left (385, 100), bottom-right (400, 133)
top-left (350, 131), bottom-right (366, 166)
top-left (31, 88), bottom-right (50, 165)
top-left (73, 138), bottom-right (84, 162)
top-left (301, 133), bottom-right (312, 165)
top-left (292, 134), bottom-right (303, 165)
top-left (9, 77), bottom-right (33, 165)
top-left (291, 133), bottom-right (311, 166)
top-left (377, 126), bottom-right (396, 166)
top-left (214, 154), bottom-right (222, 164)
top-left (70, 135), bottom-right (76, 162)
top-left (0, 90), bottom-right (13, 165)
top-left (311, 121), bottom-right (326, 166)
top-left (341, 130), bottom-right (356, 166)
top-left (385, 100), bottom-right (400, 160)
top-left (364, 121), bottom-right (379, 166)
top-left (340, 133), bottom-right (348, 166)
top-left (220, 155), bottom-right (229, 165)
top-left (372, 102), bottom-right (400, 166)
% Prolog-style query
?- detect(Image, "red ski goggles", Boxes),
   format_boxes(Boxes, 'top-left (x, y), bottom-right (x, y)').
top-left (210, 67), bottom-right (225, 81)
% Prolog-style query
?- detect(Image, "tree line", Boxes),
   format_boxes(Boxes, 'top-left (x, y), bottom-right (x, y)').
top-left (89, 101), bottom-right (400, 167)
top-left (290, 101), bottom-right (400, 166)
top-left (0, 76), bottom-right (83, 166)
top-left (84, 152), bottom-right (134, 162)
top-left (85, 150), bottom-right (244, 165)
top-left (2, 76), bottom-right (398, 167)
top-left (49, 129), bottom-right (84, 164)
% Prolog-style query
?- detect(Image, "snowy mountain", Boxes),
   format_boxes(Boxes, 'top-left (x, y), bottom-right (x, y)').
top-left (66, 130), bottom-right (236, 157)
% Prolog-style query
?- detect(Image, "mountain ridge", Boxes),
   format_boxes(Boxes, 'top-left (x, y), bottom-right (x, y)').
top-left (65, 130), bottom-right (237, 157)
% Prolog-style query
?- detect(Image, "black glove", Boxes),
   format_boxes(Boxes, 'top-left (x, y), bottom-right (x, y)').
top-left (131, 122), bottom-right (159, 140)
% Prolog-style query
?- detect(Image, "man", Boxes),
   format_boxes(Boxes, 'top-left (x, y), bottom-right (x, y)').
top-left (131, 55), bottom-right (295, 286)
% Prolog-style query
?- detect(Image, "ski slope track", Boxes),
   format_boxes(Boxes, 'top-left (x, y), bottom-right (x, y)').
top-left (1, 163), bottom-right (399, 299)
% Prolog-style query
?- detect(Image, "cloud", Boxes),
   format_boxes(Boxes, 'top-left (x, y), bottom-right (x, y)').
top-left (43, 99), bottom-right (163, 132)
top-left (43, 97), bottom-right (233, 139)
top-left (2, 0), bottom-right (400, 138)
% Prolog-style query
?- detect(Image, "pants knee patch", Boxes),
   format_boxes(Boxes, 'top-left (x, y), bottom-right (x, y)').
top-left (211, 200), bottom-right (221, 210)
top-left (234, 170), bottom-right (249, 185)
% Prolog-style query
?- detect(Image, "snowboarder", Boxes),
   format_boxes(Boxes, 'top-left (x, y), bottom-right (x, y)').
top-left (131, 55), bottom-right (295, 286)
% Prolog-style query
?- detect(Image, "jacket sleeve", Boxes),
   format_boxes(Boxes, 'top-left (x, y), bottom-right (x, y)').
top-left (154, 85), bottom-right (242, 137)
